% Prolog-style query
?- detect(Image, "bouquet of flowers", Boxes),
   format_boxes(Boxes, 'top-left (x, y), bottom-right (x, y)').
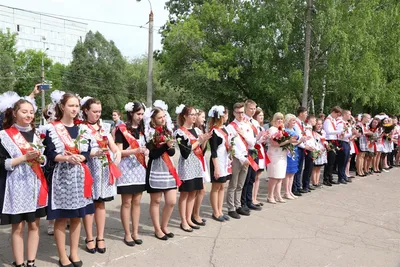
top-left (325, 140), bottom-right (341, 154)
top-left (382, 123), bottom-right (395, 134)
top-left (272, 126), bottom-right (295, 158)
top-left (152, 126), bottom-right (174, 147)
top-left (368, 131), bottom-right (379, 148)
top-left (311, 150), bottom-right (321, 161)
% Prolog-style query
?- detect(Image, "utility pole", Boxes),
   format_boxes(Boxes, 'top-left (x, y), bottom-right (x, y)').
top-left (147, 10), bottom-right (153, 108)
top-left (40, 37), bottom-right (48, 125)
top-left (302, 0), bottom-right (313, 108)
top-left (137, 0), bottom-right (153, 107)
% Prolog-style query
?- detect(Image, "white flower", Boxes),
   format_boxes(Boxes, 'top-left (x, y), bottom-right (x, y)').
top-left (50, 90), bottom-right (65, 104)
top-left (175, 104), bottom-right (185, 115)
top-left (80, 96), bottom-right (93, 107)
top-left (208, 105), bottom-right (225, 118)
top-left (125, 102), bottom-right (135, 112)
top-left (153, 100), bottom-right (168, 111)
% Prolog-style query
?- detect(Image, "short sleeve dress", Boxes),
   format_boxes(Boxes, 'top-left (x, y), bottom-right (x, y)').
top-left (266, 126), bottom-right (288, 179)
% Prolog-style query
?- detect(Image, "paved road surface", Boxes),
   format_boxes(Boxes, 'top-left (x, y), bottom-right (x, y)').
top-left (0, 167), bottom-right (399, 266)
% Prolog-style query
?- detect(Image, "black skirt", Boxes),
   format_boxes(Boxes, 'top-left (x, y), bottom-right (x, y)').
top-left (117, 184), bottom-right (146, 195)
top-left (94, 197), bottom-right (114, 203)
top-left (179, 177), bottom-right (204, 192)
top-left (1, 207), bottom-right (47, 225)
top-left (211, 174), bottom-right (231, 183)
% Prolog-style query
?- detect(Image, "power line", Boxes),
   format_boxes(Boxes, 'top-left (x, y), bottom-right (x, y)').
top-left (0, 4), bottom-right (162, 30)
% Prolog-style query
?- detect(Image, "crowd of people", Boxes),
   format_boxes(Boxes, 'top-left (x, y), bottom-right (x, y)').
top-left (0, 85), bottom-right (399, 267)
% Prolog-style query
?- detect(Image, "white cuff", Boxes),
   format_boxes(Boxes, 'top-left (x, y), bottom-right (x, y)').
top-left (5, 159), bottom-right (14, 171)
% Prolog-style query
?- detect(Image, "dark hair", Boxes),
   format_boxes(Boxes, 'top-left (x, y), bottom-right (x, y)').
top-left (3, 99), bottom-right (35, 129)
top-left (82, 98), bottom-right (101, 123)
top-left (177, 106), bottom-right (195, 127)
top-left (55, 93), bottom-right (80, 121)
top-left (126, 102), bottom-right (145, 135)
top-left (195, 109), bottom-right (206, 133)
top-left (306, 114), bottom-right (316, 123)
top-left (233, 102), bottom-right (245, 110)
top-left (208, 107), bottom-right (226, 130)
top-left (43, 104), bottom-right (50, 120)
top-left (296, 106), bottom-right (307, 116)
top-left (313, 118), bottom-right (323, 131)
top-left (369, 117), bottom-right (381, 129)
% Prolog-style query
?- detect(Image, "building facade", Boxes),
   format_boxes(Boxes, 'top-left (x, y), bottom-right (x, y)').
top-left (0, 5), bottom-right (87, 64)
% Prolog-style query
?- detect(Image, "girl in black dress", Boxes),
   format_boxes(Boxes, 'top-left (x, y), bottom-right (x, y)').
top-left (145, 105), bottom-right (179, 240)
top-left (0, 92), bottom-right (48, 267)
top-left (174, 105), bottom-right (211, 232)
top-left (115, 102), bottom-right (147, 246)
top-left (44, 91), bottom-right (94, 267)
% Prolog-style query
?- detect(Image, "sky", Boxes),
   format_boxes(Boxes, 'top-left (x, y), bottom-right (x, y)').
top-left (0, 0), bottom-right (170, 59)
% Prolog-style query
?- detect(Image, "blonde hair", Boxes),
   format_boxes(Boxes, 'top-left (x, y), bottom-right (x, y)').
top-left (271, 112), bottom-right (284, 127)
top-left (284, 113), bottom-right (296, 128)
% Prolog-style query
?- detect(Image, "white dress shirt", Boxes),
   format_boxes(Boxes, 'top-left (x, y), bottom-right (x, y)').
top-left (323, 115), bottom-right (342, 140)
top-left (293, 117), bottom-right (306, 149)
top-left (226, 119), bottom-right (256, 164)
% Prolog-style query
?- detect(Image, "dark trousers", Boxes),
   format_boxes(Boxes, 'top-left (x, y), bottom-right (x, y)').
top-left (302, 151), bottom-right (314, 190)
top-left (324, 149), bottom-right (337, 182)
top-left (241, 153), bottom-right (258, 207)
top-left (337, 141), bottom-right (350, 181)
top-left (292, 148), bottom-right (305, 192)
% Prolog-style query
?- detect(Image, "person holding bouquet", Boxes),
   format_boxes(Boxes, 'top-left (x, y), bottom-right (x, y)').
top-left (266, 113), bottom-right (297, 204)
top-left (367, 117), bottom-right (381, 173)
top-left (0, 91), bottom-right (48, 267)
top-left (115, 102), bottom-right (148, 246)
top-left (336, 110), bottom-right (353, 184)
top-left (282, 114), bottom-right (303, 200)
top-left (80, 97), bottom-right (122, 253)
top-left (44, 91), bottom-right (94, 267)
top-left (355, 114), bottom-right (372, 177)
top-left (380, 117), bottom-right (394, 171)
top-left (311, 118), bottom-right (327, 187)
top-left (144, 101), bottom-right (180, 240)
top-left (302, 115), bottom-right (317, 192)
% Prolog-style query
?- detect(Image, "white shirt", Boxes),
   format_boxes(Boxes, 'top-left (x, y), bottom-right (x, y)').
top-left (323, 115), bottom-right (342, 140)
top-left (226, 119), bottom-right (256, 164)
top-left (337, 118), bottom-right (352, 142)
top-left (293, 117), bottom-right (306, 149)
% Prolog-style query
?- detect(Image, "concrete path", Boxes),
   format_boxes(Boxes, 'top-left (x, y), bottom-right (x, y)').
top-left (1, 168), bottom-right (399, 266)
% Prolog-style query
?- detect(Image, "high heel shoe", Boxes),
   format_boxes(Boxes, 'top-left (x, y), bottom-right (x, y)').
top-left (12, 262), bottom-right (26, 267)
top-left (68, 256), bottom-right (83, 267)
top-left (85, 239), bottom-right (96, 254)
top-left (283, 194), bottom-right (295, 200)
top-left (267, 198), bottom-right (277, 204)
top-left (58, 259), bottom-right (73, 267)
top-left (26, 260), bottom-right (36, 267)
top-left (96, 238), bottom-right (106, 254)
top-left (276, 198), bottom-right (287, 203)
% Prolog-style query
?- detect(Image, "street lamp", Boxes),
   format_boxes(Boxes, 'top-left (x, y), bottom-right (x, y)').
top-left (137, 0), bottom-right (153, 107)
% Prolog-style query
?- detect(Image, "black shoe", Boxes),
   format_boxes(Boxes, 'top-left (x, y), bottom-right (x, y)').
top-left (180, 223), bottom-right (193, 232)
top-left (236, 207), bottom-right (250, 216)
top-left (134, 239), bottom-right (143, 245)
top-left (68, 256), bottom-right (82, 267)
top-left (12, 262), bottom-right (26, 267)
top-left (299, 189), bottom-right (308, 193)
top-left (212, 214), bottom-right (225, 222)
top-left (293, 191), bottom-right (302, 196)
top-left (58, 260), bottom-right (73, 267)
top-left (26, 260), bottom-right (35, 267)
top-left (85, 239), bottom-right (96, 254)
top-left (307, 189), bottom-right (312, 193)
top-left (309, 186), bottom-right (316, 190)
top-left (154, 233), bottom-right (168, 240)
top-left (191, 216), bottom-right (206, 226)
top-left (339, 180), bottom-right (347, 184)
top-left (189, 224), bottom-right (200, 230)
top-left (330, 180), bottom-right (339, 185)
top-left (96, 238), bottom-right (106, 254)
top-left (242, 205), bottom-right (250, 212)
top-left (123, 237), bottom-right (135, 247)
top-left (223, 214), bottom-right (230, 221)
top-left (228, 211), bottom-right (241, 219)
top-left (323, 180), bottom-right (332, 186)
top-left (162, 231), bottom-right (174, 238)
top-left (248, 204), bottom-right (262, 211)
top-left (345, 178), bottom-right (352, 183)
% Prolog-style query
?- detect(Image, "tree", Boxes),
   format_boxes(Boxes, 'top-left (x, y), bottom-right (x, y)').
top-left (0, 29), bottom-right (17, 93)
top-left (63, 31), bottom-right (129, 116)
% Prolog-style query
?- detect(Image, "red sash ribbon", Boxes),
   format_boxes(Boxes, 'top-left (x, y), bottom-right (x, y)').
top-left (230, 122), bottom-right (259, 171)
top-left (117, 124), bottom-right (147, 169)
top-left (87, 124), bottom-right (121, 185)
top-left (52, 121), bottom-right (93, 198)
top-left (210, 127), bottom-right (232, 173)
top-left (179, 127), bottom-right (206, 171)
top-left (5, 126), bottom-right (48, 206)
top-left (162, 152), bottom-right (182, 187)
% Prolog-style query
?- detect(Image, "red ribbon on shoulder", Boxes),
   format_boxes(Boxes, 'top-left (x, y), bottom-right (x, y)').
top-left (5, 126), bottom-right (48, 206)
top-left (86, 124), bottom-right (121, 185)
top-left (179, 127), bottom-right (206, 172)
top-left (117, 124), bottom-right (147, 169)
top-left (230, 122), bottom-right (259, 171)
top-left (52, 121), bottom-right (93, 198)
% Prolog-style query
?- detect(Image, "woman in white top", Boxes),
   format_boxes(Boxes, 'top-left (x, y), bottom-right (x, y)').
top-left (266, 113), bottom-right (297, 204)
top-left (252, 108), bottom-right (267, 206)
